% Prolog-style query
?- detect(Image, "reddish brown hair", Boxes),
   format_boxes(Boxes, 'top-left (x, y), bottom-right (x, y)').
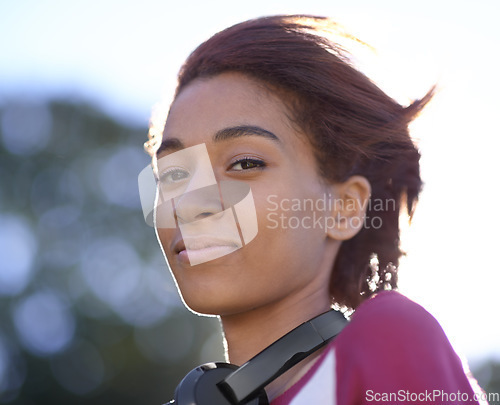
top-left (158, 15), bottom-right (433, 309)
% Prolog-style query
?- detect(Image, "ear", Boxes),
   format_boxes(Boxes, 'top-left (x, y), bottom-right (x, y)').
top-left (326, 176), bottom-right (371, 241)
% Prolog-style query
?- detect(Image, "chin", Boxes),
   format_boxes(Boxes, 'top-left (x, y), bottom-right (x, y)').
top-left (181, 299), bottom-right (230, 318)
top-left (179, 289), bottom-right (254, 318)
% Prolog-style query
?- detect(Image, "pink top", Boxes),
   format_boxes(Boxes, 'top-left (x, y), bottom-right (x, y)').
top-left (271, 291), bottom-right (483, 405)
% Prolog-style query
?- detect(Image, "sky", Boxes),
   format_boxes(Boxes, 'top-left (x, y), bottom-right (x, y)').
top-left (1, 0), bottom-right (500, 365)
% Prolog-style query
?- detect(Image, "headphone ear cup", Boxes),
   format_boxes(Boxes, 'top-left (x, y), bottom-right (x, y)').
top-left (174, 362), bottom-right (268, 405)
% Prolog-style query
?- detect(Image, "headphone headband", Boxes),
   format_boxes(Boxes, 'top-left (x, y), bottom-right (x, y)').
top-left (171, 309), bottom-right (347, 405)
top-left (218, 309), bottom-right (347, 404)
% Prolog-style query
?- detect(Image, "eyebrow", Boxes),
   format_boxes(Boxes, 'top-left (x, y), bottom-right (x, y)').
top-left (213, 125), bottom-right (279, 143)
top-left (156, 137), bottom-right (183, 156)
top-left (156, 125), bottom-right (280, 156)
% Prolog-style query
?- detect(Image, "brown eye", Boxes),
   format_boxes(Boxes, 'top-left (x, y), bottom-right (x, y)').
top-left (159, 167), bottom-right (190, 184)
top-left (230, 158), bottom-right (265, 171)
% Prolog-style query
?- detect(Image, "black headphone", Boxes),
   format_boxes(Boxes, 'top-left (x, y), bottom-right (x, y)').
top-left (166, 309), bottom-right (347, 405)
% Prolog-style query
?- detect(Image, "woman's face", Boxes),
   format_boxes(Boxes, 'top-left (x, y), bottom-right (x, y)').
top-left (155, 72), bottom-right (340, 316)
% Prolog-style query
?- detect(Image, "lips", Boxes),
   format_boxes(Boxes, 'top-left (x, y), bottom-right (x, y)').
top-left (175, 236), bottom-right (240, 252)
top-left (173, 238), bottom-right (186, 254)
top-left (172, 235), bottom-right (241, 265)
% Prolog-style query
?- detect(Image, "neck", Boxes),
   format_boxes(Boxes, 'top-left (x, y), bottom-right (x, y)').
top-left (219, 287), bottom-right (331, 400)
top-left (221, 288), bottom-right (331, 364)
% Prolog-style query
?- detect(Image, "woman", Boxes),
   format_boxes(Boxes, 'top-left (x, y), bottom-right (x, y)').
top-left (143, 15), bottom-right (483, 404)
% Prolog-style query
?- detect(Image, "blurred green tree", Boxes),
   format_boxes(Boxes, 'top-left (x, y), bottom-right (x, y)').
top-left (0, 98), bottom-right (223, 405)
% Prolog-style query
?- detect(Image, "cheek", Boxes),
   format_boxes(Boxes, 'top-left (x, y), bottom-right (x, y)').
top-left (252, 190), bottom-right (328, 264)
top-left (156, 228), bottom-right (176, 261)
top-left (255, 182), bottom-right (329, 236)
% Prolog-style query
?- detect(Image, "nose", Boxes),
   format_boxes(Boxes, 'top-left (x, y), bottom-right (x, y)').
top-left (174, 183), bottom-right (223, 224)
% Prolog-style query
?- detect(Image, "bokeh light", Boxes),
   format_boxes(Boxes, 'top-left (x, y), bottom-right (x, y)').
top-left (12, 291), bottom-right (76, 356)
top-left (79, 237), bottom-right (177, 327)
top-left (0, 214), bottom-right (37, 296)
top-left (99, 146), bottom-right (147, 209)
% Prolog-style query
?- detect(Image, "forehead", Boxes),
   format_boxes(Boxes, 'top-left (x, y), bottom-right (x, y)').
top-left (163, 72), bottom-right (295, 143)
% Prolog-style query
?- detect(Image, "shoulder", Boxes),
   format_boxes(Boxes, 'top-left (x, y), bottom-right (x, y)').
top-left (338, 290), bottom-right (447, 350)
top-left (333, 291), bottom-right (477, 404)
top-left (334, 290), bottom-right (451, 375)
